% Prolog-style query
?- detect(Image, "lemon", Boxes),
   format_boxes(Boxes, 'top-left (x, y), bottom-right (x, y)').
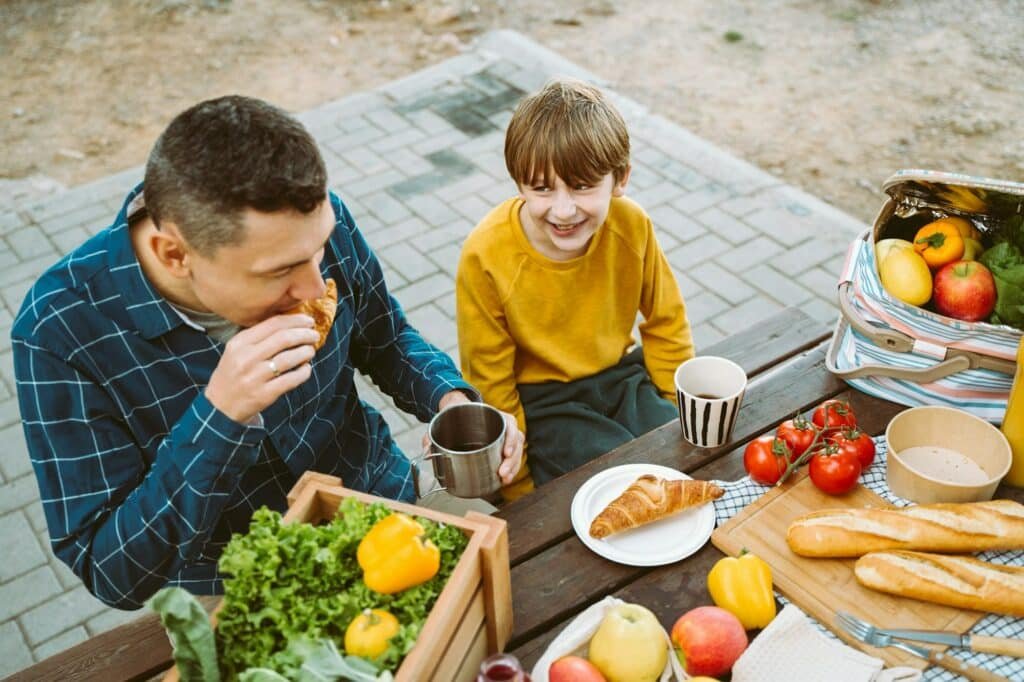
top-left (879, 248), bottom-right (932, 306)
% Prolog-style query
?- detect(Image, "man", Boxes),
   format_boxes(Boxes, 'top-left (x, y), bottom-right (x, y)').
top-left (12, 95), bottom-right (524, 609)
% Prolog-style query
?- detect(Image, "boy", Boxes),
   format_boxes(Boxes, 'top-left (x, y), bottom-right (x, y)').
top-left (456, 79), bottom-right (694, 500)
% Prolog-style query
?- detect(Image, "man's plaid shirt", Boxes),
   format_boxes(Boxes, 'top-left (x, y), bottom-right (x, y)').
top-left (11, 186), bottom-right (471, 609)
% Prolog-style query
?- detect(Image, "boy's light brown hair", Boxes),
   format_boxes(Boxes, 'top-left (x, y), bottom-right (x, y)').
top-left (504, 78), bottom-right (630, 189)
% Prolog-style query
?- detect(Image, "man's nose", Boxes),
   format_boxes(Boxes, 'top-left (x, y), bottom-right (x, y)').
top-left (291, 262), bottom-right (327, 301)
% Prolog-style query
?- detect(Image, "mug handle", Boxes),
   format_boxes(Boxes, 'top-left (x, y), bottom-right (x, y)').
top-left (411, 451), bottom-right (447, 498)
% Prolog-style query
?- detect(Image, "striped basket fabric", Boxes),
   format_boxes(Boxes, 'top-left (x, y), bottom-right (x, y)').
top-left (828, 229), bottom-right (1021, 422)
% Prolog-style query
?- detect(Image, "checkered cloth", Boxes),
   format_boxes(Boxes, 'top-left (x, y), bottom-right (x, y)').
top-left (714, 436), bottom-right (1024, 681)
top-left (12, 185), bottom-right (472, 610)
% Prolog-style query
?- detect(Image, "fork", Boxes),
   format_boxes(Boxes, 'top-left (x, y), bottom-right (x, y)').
top-left (834, 611), bottom-right (1009, 682)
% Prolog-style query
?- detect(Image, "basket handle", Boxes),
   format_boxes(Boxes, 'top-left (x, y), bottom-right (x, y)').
top-left (837, 280), bottom-right (915, 353)
top-left (828, 284), bottom-right (973, 382)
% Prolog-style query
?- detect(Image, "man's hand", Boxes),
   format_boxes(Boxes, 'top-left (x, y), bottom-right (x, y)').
top-left (425, 390), bottom-right (526, 485)
top-left (206, 315), bottom-right (320, 423)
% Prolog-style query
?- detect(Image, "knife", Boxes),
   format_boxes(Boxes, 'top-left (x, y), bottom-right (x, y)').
top-left (878, 626), bottom-right (1024, 658)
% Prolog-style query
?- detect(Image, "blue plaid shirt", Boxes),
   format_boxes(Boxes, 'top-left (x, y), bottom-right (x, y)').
top-left (12, 186), bottom-right (471, 609)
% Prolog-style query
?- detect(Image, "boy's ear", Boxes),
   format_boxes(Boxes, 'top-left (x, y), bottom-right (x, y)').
top-left (612, 165), bottom-right (633, 197)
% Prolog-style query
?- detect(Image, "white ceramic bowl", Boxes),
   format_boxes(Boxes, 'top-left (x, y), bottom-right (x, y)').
top-left (885, 406), bottom-right (1012, 504)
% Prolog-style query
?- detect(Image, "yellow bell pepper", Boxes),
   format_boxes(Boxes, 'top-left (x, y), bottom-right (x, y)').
top-left (914, 220), bottom-right (965, 269)
top-left (345, 608), bottom-right (400, 658)
top-left (707, 551), bottom-right (776, 630)
top-left (357, 512), bottom-right (440, 594)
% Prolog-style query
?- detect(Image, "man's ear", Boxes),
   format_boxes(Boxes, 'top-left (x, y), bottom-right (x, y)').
top-left (612, 165), bottom-right (633, 197)
top-left (149, 222), bottom-right (193, 278)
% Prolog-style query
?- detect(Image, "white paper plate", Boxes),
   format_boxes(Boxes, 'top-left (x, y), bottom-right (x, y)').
top-left (570, 463), bottom-right (716, 566)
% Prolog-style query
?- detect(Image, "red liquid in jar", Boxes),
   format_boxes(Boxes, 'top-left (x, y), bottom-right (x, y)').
top-left (477, 653), bottom-right (531, 682)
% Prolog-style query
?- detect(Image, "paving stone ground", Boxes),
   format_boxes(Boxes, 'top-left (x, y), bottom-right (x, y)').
top-left (0, 30), bottom-right (866, 675)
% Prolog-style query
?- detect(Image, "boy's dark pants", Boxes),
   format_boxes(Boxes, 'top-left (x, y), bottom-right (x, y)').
top-left (519, 348), bottom-right (677, 486)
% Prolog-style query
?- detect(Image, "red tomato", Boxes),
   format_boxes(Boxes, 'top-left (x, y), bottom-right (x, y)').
top-left (776, 416), bottom-right (819, 462)
top-left (743, 435), bottom-right (789, 486)
top-left (828, 428), bottom-right (876, 469)
top-left (811, 399), bottom-right (857, 430)
top-left (808, 449), bottom-right (862, 495)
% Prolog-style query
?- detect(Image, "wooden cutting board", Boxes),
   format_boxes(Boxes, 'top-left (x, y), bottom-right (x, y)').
top-left (711, 471), bottom-right (982, 670)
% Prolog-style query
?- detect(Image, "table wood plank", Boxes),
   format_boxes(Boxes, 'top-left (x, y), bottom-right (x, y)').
top-left (5, 612), bottom-right (173, 682)
top-left (695, 306), bottom-right (830, 378)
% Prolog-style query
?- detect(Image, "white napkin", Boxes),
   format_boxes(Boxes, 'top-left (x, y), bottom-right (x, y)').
top-left (732, 604), bottom-right (921, 682)
top-left (530, 596), bottom-right (686, 682)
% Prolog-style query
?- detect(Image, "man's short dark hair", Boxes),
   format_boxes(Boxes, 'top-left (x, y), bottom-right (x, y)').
top-left (144, 95), bottom-right (327, 255)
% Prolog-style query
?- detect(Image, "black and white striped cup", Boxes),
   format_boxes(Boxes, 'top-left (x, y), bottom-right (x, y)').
top-left (674, 356), bottom-right (747, 448)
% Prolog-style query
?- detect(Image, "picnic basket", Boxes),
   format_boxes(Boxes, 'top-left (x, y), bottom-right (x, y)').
top-left (163, 471), bottom-right (512, 682)
top-left (827, 169), bottom-right (1023, 422)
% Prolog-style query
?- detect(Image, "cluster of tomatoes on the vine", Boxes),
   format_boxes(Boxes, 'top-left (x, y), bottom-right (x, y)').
top-left (742, 399), bottom-right (876, 495)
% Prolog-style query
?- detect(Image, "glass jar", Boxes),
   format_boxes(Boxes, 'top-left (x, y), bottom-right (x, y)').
top-left (476, 652), bottom-right (532, 682)
top-left (1002, 337), bottom-right (1024, 487)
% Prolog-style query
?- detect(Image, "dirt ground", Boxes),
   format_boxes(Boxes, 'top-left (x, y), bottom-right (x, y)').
top-left (2, 0), bottom-right (1022, 222)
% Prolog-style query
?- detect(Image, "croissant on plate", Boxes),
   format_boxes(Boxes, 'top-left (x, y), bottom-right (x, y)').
top-left (589, 474), bottom-right (724, 539)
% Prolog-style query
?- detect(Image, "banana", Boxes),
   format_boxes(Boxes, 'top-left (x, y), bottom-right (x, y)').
top-left (937, 184), bottom-right (987, 213)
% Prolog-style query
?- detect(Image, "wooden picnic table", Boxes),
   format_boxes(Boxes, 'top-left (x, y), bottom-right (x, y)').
top-left (13, 306), bottom-right (1020, 680)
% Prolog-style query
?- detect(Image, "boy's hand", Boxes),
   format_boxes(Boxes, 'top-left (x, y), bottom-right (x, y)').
top-left (495, 409), bottom-right (525, 483)
top-left (425, 391), bottom-right (525, 485)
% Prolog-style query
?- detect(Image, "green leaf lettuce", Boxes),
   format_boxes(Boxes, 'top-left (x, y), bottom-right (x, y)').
top-left (213, 499), bottom-right (468, 679)
top-left (981, 215), bottom-right (1024, 329)
top-left (147, 587), bottom-right (220, 682)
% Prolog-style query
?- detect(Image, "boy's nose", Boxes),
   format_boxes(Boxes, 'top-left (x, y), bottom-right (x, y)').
top-left (551, 192), bottom-right (577, 221)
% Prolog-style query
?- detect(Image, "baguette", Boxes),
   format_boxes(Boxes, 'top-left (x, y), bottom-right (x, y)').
top-left (786, 499), bottom-right (1024, 558)
top-left (854, 550), bottom-right (1024, 617)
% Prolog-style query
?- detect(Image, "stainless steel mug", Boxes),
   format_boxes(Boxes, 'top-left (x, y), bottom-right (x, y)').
top-left (417, 402), bottom-right (506, 498)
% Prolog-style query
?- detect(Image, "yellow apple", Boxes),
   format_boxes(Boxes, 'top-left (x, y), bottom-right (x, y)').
top-left (874, 238), bottom-right (913, 268)
top-left (587, 603), bottom-right (667, 682)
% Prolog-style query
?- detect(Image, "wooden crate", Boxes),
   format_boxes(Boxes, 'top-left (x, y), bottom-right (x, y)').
top-left (165, 470), bottom-right (512, 682)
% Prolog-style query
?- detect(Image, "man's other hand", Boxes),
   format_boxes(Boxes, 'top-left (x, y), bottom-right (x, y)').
top-left (427, 390), bottom-right (525, 485)
top-left (206, 314), bottom-right (320, 423)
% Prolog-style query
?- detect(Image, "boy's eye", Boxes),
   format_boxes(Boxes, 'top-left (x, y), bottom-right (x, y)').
top-left (575, 185), bottom-right (592, 191)
top-left (531, 185), bottom-right (551, 192)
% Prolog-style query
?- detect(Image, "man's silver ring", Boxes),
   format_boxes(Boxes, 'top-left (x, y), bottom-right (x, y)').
top-left (268, 359), bottom-right (280, 378)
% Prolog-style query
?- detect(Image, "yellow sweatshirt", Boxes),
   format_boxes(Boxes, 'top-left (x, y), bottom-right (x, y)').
top-left (456, 196), bottom-right (695, 441)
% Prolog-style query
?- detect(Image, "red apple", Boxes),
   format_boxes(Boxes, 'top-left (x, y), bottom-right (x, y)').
top-left (549, 655), bottom-right (607, 682)
top-left (671, 606), bottom-right (748, 677)
top-left (932, 260), bottom-right (996, 322)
